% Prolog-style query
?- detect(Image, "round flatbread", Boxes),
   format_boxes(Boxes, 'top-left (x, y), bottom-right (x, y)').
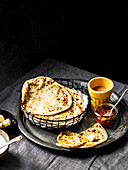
top-left (21, 76), bottom-right (72, 116)
top-left (37, 88), bottom-right (85, 122)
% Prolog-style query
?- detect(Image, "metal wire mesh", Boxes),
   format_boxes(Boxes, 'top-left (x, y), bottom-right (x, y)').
top-left (20, 79), bottom-right (90, 129)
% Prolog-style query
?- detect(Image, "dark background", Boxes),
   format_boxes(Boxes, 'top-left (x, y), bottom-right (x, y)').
top-left (0, 1), bottom-right (128, 92)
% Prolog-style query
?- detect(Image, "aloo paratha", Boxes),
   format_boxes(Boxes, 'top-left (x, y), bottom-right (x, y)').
top-left (37, 88), bottom-right (85, 122)
top-left (78, 123), bottom-right (108, 148)
top-left (56, 123), bottom-right (108, 148)
top-left (56, 131), bottom-right (83, 148)
top-left (21, 76), bottom-right (72, 116)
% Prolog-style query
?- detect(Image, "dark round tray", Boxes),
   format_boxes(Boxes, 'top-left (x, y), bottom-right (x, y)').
top-left (16, 79), bottom-right (128, 151)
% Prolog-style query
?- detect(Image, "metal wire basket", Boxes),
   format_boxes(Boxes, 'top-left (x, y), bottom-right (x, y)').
top-left (20, 79), bottom-right (90, 129)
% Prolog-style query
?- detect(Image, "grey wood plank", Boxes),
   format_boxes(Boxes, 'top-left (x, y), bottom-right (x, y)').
top-left (0, 58), bottom-right (127, 170)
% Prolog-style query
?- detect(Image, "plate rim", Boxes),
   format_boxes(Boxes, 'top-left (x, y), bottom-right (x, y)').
top-left (16, 79), bottom-right (128, 151)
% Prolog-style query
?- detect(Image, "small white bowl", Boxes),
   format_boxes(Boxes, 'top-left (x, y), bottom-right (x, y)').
top-left (0, 129), bottom-right (10, 161)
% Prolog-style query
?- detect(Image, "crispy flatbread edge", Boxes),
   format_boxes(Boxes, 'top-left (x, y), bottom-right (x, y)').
top-left (21, 76), bottom-right (73, 116)
top-left (78, 136), bottom-right (108, 148)
top-left (77, 123), bottom-right (108, 148)
top-left (78, 139), bottom-right (107, 148)
top-left (56, 142), bottom-right (70, 148)
top-left (56, 131), bottom-right (83, 148)
top-left (56, 123), bottom-right (108, 149)
top-left (79, 123), bottom-right (108, 148)
top-left (56, 142), bottom-right (83, 148)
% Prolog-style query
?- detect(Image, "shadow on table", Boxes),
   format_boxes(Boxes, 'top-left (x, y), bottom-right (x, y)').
top-left (0, 152), bottom-right (22, 169)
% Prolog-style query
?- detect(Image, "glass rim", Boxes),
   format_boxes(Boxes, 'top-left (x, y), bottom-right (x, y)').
top-left (94, 103), bottom-right (118, 117)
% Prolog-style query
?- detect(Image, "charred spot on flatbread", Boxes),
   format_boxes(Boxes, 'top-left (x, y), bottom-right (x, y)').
top-left (56, 123), bottom-right (108, 149)
top-left (78, 123), bottom-right (108, 148)
top-left (21, 76), bottom-right (72, 116)
top-left (22, 77), bottom-right (85, 122)
top-left (40, 87), bottom-right (84, 122)
top-left (56, 131), bottom-right (83, 148)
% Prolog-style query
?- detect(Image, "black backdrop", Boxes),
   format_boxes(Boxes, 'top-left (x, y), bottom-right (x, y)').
top-left (0, 1), bottom-right (128, 88)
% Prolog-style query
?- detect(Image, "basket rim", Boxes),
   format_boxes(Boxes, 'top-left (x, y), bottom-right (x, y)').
top-left (20, 78), bottom-right (90, 125)
top-left (21, 102), bottom-right (86, 123)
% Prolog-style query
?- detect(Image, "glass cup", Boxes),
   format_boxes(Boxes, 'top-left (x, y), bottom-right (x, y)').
top-left (94, 103), bottom-right (118, 128)
top-left (88, 77), bottom-right (114, 111)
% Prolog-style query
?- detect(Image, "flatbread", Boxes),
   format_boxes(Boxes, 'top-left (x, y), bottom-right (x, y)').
top-left (56, 131), bottom-right (83, 148)
top-left (21, 76), bottom-right (72, 116)
top-left (56, 123), bottom-right (108, 148)
top-left (36, 88), bottom-right (84, 122)
top-left (78, 123), bottom-right (108, 148)
top-left (22, 76), bottom-right (55, 104)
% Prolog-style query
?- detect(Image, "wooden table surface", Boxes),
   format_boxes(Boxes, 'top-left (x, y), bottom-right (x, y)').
top-left (0, 58), bottom-right (128, 170)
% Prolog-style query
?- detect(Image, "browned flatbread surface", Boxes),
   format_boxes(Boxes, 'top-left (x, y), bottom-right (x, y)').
top-left (56, 131), bottom-right (83, 148)
top-left (21, 76), bottom-right (85, 121)
top-left (56, 123), bottom-right (108, 148)
top-left (78, 123), bottom-right (108, 148)
top-left (37, 88), bottom-right (84, 121)
top-left (21, 76), bottom-right (72, 116)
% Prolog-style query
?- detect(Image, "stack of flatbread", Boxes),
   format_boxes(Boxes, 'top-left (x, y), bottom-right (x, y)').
top-left (21, 76), bottom-right (86, 127)
top-left (56, 123), bottom-right (108, 148)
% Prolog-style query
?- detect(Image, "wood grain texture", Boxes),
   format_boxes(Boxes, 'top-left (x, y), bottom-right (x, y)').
top-left (0, 58), bottom-right (128, 170)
